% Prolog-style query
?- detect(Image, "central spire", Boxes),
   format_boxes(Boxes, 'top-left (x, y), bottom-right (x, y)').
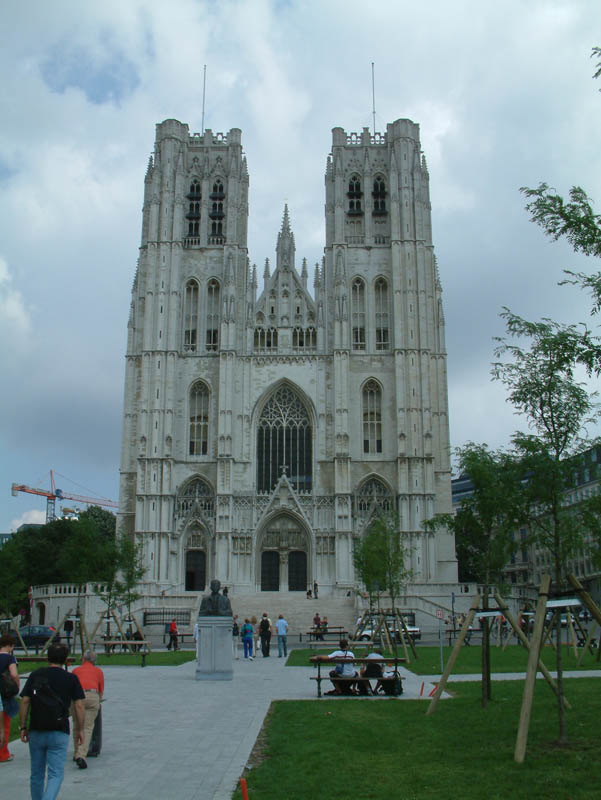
top-left (276, 204), bottom-right (295, 272)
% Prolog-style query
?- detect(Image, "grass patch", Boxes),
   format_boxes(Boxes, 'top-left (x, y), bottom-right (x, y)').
top-left (15, 650), bottom-right (195, 673)
top-left (233, 678), bottom-right (601, 800)
top-left (407, 644), bottom-right (601, 675)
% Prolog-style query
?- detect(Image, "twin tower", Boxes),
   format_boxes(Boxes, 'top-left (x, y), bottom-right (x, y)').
top-left (118, 117), bottom-right (457, 601)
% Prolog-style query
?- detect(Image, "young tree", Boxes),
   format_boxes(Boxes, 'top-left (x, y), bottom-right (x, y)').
top-left (425, 443), bottom-right (527, 707)
top-left (493, 312), bottom-right (600, 742)
top-left (113, 534), bottom-right (146, 630)
top-left (354, 512), bottom-right (412, 653)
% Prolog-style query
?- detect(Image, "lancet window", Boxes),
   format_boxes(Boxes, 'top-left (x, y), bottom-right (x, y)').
top-left (292, 327), bottom-right (316, 351)
top-left (257, 385), bottom-right (312, 493)
top-left (362, 379), bottom-right (382, 454)
top-left (347, 174), bottom-right (363, 214)
top-left (209, 179), bottom-right (225, 241)
top-left (206, 279), bottom-right (220, 351)
top-left (351, 278), bottom-right (366, 351)
top-left (375, 278), bottom-right (390, 350)
top-left (254, 327), bottom-right (278, 351)
top-left (372, 176), bottom-right (387, 214)
top-left (183, 279), bottom-right (199, 352)
top-left (186, 180), bottom-right (201, 236)
top-left (189, 381), bottom-right (210, 456)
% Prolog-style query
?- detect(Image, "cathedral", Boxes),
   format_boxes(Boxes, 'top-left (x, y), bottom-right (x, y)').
top-left (118, 117), bottom-right (458, 601)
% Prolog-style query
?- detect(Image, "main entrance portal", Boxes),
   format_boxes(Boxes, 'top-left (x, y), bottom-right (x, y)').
top-left (259, 515), bottom-right (309, 592)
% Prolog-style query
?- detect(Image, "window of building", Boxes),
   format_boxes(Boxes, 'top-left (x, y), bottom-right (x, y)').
top-left (186, 180), bottom-right (201, 237)
top-left (176, 477), bottom-right (214, 517)
top-left (372, 175), bottom-right (387, 214)
top-left (254, 327), bottom-right (278, 351)
top-left (375, 278), bottom-right (389, 350)
top-left (257, 385), bottom-right (312, 493)
top-left (351, 278), bottom-right (366, 350)
top-left (347, 175), bottom-right (363, 214)
top-left (206, 278), bottom-right (220, 351)
top-left (189, 381), bottom-right (209, 455)
top-left (209, 179), bottom-right (225, 241)
top-left (362, 379), bottom-right (382, 454)
top-left (183, 279), bottom-right (199, 352)
top-left (292, 327), bottom-right (316, 351)
top-left (354, 477), bottom-right (393, 525)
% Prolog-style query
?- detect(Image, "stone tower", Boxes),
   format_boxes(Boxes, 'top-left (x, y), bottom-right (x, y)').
top-left (118, 117), bottom-right (457, 601)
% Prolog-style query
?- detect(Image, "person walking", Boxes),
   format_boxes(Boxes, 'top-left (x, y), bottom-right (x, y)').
top-left (240, 619), bottom-right (254, 660)
top-left (167, 619), bottom-right (179, 651)
top-left (232, 615), bottom-right (240, 659)
top-left (71, 650), bottom-right (104, 769)
top-left (258, 613), bottom-right (272, 657)
top-left (19, 643), bottom-right (85, 800)
top-left (0, 634), bottom-right (19, 763)
top-left (275, 614), bottom-right (289, 658)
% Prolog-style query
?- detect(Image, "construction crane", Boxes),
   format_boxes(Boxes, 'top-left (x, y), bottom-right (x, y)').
top-left (11, 470), bottom-right (118, 523)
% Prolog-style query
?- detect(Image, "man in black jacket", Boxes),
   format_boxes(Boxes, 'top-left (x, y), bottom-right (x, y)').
top-left (19, 643), bottom-right (85, 800)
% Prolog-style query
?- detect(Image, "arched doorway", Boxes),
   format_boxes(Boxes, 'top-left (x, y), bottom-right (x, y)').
top-left (185, 550), bottom-right (206, 591)
top-left (36, 602), bottom-right (46, 625)
top-left (259, 514), bottom-right (310, 592)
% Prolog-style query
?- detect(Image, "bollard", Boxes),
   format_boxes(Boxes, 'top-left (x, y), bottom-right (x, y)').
top-left (240, 777), bottom-right (250, 800)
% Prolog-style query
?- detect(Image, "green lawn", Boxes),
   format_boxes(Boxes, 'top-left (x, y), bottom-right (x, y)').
top-left (14, 649), bottom-right (196, 674)
top-left (287, 644), bottom-right (601, 674)
top-left (233, 678), bottom-right (601, 800)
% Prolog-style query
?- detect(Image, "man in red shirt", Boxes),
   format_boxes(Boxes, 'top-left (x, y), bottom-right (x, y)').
top-left (168, 619), bottom-right (179, 651)
top-left (71, 650), bottom-right (104, 769)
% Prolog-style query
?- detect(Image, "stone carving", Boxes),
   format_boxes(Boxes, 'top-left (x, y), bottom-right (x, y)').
top-left (198, 579), bottom-right (232, 616)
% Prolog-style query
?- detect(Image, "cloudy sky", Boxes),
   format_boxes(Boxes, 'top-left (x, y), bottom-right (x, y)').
top-left (2, 0), bottom-right (601, 532)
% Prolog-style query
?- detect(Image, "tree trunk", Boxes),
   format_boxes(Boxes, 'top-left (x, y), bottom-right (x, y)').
top-left (481, 583), bottom-right (491, 707)
top-left (554, 537), bottom-right (567, 743)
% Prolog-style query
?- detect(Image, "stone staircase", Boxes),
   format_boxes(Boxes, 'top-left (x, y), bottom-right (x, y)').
top-left (228, 592), bottom-right (359, 642)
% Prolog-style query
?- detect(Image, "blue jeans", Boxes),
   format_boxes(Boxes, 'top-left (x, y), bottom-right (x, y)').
top-left (277, 635), bottom-right (288, 657)
top-left (243, 637), bottom-right (253, 658)
top-left (29, 729), bottom-right (69, 800)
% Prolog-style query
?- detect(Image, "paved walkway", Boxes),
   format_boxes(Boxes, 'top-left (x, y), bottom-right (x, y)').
top-left (0, 653), bottom-right (441, 800)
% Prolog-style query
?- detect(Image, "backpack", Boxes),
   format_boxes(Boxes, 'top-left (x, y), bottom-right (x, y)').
top-left (0, 665), bottom-right (19, 699)
top-left (232, 622), bottom-right (240, 636)
top-left (259, 618), bottom-right (270, 635)
top-left (30, 674), bottom-right (69, 731)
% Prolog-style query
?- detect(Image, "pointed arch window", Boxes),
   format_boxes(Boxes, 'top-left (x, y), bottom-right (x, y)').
top-left (257, 385), bottom-right (312, 493)
top-left (189, 381), bottom-right (210, 456)
top-left (254, 327), bottom-right (278, 351)
top-left (206, 278), bottom-right (220, 351)
top-left (362, 380), bottom-right (382, 454)
top-left (375, 278), bottom-right (390, 350)
top-left (347, 174), bottom-right (363, 214)
top-left (355, 477), bottom-right (393, 525)
top-left (209, 179), bottom-right (225, 242)
top-left (372, 175), bottom-right (387, 214)
top-left (351, 278), bottom-right (366, 351)
top-left (186, 180), bottom-right (201, 236)
top-left (183, 279), bottom-right (199, 352)
top-left (176, 477), bottom-right (215, 518)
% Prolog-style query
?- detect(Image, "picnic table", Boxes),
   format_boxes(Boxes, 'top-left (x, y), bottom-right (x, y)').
top-left (309, 655), bottom-right (406, 698)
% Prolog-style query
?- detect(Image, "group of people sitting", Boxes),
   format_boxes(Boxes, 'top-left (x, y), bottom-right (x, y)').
top-left (317, 639), bottom-right (400, 696)
top-left (312, 613), bottom-right (328, 641)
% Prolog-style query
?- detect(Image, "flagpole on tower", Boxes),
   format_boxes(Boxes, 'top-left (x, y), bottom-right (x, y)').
top-left (201, 65), bottom-right (207, 131)
top-left (371, 61), bottom-right (376, 134)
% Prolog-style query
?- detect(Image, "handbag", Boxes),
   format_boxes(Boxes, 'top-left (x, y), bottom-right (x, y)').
top-left (0, 666), bottom-right (19, 699)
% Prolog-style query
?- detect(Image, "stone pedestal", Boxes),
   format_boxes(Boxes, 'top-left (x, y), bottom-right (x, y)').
top-left (195, 616), bottom-right (233, 681)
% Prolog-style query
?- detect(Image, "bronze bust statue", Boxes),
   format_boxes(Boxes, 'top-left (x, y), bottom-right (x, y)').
top-left (199, 579), bottom-right (232, 616)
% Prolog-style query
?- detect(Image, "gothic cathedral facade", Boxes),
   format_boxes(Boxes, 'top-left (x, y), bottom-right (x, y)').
top-left (118, 117), bottom-right (457, 598)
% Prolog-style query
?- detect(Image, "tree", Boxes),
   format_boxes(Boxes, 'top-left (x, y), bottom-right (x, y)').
top-left (425, 443), bottom-right (527, 707)
top-left (78, 506), bottom-right (117, 541)
top-left (353, 511), bottom-right (412, 653)
top-left (493, 311), bottom-right (600, 743)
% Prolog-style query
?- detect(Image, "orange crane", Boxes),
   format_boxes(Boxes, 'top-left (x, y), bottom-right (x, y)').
top-left (11, 470), bottom-right (118, 523)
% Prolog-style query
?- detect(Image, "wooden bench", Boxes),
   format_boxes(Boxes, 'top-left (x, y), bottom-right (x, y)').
top-left (92, 640), bottom-right (151, 666)
top-left (304, 628), bottom-right (349, 646)
top-left (309, 656), bottom-right (406, 698)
